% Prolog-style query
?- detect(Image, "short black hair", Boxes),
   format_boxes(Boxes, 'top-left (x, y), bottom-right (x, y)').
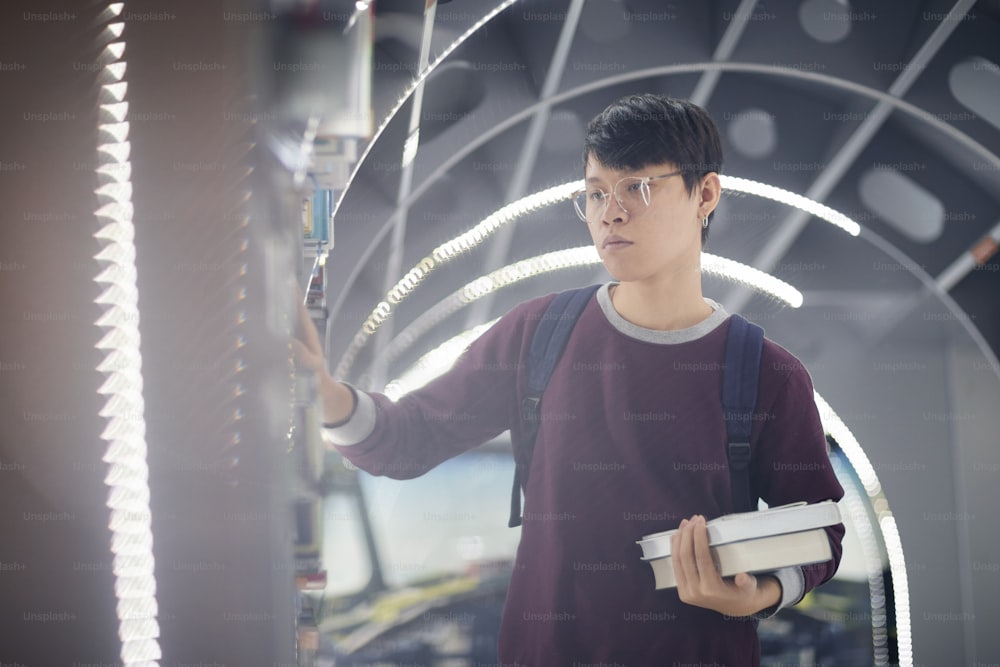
top-left (583, 94), bottom-right (723, 244)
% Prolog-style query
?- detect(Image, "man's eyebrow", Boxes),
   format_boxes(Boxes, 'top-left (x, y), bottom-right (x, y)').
top-left (585, 176), bottom-right (606, 183)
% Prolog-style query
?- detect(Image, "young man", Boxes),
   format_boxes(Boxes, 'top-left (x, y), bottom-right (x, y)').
top-left (298, 94), bottom-right (845, 666)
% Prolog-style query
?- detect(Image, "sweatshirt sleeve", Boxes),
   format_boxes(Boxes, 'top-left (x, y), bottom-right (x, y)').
top-left (322, 300), bottom-right (538, 479)
top-left (750, 347), bottom-right (846, 601)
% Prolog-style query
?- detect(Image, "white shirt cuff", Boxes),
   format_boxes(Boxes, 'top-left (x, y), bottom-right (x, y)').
top-left (770, 566), bottom-right (806, 613)
top-left (321, 386), bottom-right (376, 446)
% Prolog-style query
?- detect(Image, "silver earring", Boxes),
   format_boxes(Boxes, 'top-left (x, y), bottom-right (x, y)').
top-left (702, 216), bottom-right (709, 228)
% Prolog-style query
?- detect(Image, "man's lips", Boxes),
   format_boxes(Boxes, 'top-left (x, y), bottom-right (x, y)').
top-left (603, 236), bottom-right (633, 249)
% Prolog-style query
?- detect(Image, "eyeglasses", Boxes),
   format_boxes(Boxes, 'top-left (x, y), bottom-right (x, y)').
top-left (572, 170), bottom-right (683, 223)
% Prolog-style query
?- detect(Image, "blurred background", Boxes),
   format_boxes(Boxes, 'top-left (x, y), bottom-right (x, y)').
top-left (1, 0), bottom-right (998, 665)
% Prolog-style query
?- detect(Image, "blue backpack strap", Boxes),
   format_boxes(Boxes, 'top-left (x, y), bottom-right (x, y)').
top-left (509, 284), bottom-right (600, 527)
top-left (722, 314), bottom-right (765, 514)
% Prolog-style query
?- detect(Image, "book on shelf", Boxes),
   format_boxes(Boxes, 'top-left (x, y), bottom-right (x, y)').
top-left (635, 501), bottom-right (841, 590)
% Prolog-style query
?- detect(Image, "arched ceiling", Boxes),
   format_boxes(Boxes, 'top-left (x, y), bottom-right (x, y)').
top-left (320, 0), bottom-right (1000, 388)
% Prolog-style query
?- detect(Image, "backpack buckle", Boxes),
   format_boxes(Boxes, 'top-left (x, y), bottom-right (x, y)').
top-left (521, 396), bottom-right (541, 423)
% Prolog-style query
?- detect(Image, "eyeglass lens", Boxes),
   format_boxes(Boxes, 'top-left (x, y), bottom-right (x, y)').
top-left (574, 177), bottom-right (650, 222)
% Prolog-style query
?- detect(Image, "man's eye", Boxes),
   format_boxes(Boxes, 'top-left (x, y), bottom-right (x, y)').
top-left (626, 182), bottom-right (644, 193)
top-left (589, 191), bottom-right (607, 202)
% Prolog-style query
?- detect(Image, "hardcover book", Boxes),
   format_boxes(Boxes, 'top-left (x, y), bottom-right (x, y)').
top-left (636, 501), bottom-right (841, 590)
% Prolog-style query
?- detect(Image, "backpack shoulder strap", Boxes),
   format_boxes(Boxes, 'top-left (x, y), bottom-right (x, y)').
top-left (722, 314), bottom-right (766, 514)
top-left (509, 284), bottom-right (600, 527)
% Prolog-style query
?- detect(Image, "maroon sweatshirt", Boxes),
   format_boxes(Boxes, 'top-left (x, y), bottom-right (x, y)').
top-left (326, 284), bottom-right (845, 666)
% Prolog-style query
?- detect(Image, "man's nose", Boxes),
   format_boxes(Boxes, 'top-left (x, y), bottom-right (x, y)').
top-left (601, 195), bottom-right (630, 224)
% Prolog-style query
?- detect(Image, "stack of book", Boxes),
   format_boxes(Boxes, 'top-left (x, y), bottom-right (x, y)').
top-left (636, 501), bottom-right (842, 590)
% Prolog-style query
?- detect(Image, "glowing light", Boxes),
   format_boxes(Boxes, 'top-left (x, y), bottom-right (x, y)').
top-left (99, 142), bottom-right (131, 163)
top-left (100, 122), bottom-right (131, 144)
top-left (104, 81), bottom-right (128, 102)
top-left (98, 162), bottom-right (132, 182)
top-left (814, 393), bottom-right (881, 497)
top-left (336, 174), bottom-right (859, 378)
top-left (721, 175), bottom-right (861, 236)
top-left (880, 513), bottom-right (912, 666)
top-left (334, 181), bottom-right (583, 378)
top-left (370, 246), bottom-right (802, 380)
top-left (97, 181), bottom-right (133, 202)
top-left (433, 182), bottom-right (581, 263)
top-left (102, 100), bottom-right (129, 121)
top-left (96, 201), bottom-right (135, 223)
top-left (384, 320), bottom-right (497, 401)
top-left (92, 4), bottom-right (161, 664)
top-left (815, 392), bottom-right (911, 666)
top-left (702, 253), bottom-right (803, 307)
top-left (830, 454), bottom-right (890, 665)
top-left (377, 247), bottom-right (801, 388)
top-left (402, 129), bottom-right (419, 168)
top-left (104, 42), bottom-right (126, 60)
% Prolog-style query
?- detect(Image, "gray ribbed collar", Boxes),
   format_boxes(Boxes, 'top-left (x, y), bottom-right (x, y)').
top-left (595, 282), bottom-right (729, 344)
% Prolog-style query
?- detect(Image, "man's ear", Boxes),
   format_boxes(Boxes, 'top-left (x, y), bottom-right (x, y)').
top-left (697, 172), bottom-right (722, 219)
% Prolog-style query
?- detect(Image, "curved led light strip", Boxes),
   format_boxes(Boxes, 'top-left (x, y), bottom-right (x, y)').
top-left (334, 182), bottom-right (580, 378)
top-left (92, 4), bottom-right (161, 666)
top-left (721, 175), bottom-right (860, 236)
top-left (814, 393), bottom-right (911, 667)
top-left (385, 182), bottom-right (580, 308)
top-left (336, 175), bottom-right (850, 379)
top-left (385, 320), bottom-right (498, 401)
top-left (830, 449), bottom-right (890, 665)
top-left (376, 246), bottom-right (801, 377)
top-left (701, 252), bottom-right (804, 307)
